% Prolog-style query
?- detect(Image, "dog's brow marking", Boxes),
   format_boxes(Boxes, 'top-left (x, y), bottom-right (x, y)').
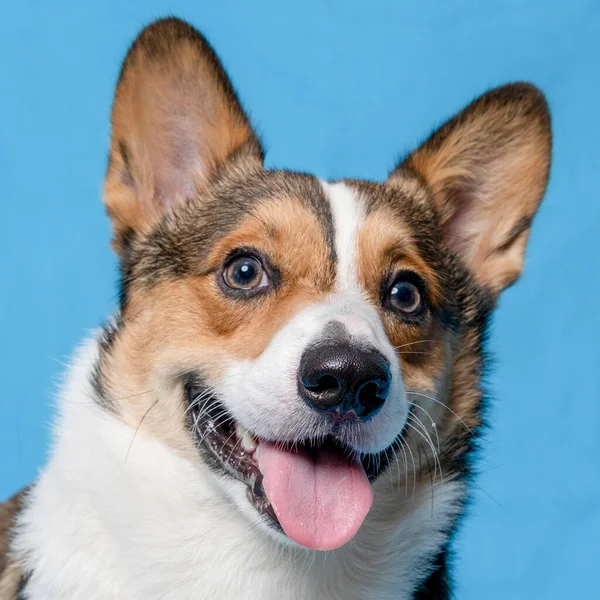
top-left (320, 180), bottom-right (362, 292)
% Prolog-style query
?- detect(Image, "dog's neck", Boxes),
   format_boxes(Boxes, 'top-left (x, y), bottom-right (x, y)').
top-left (12, 337), bottom-right (463, 600)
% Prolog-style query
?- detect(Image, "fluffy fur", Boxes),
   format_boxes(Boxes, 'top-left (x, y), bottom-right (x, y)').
top-left (0, 17), bottom-right (551, 600)
top-left (9, 339), bottom-right (463, 599)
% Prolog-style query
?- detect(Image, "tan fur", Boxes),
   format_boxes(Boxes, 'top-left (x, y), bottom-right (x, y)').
top-left (356, 204), bottom-right (444, 305)
top-left (391, 83), bottom-right (551, 296)
top-left (104, 18), bottom-right (262, 251)
top-left (0, 491), bottom-right (26, 598)
top-left (103, 184), bottom-right (464, 488)
top-left (100, 32), bottom-right (550, 503)
top-left (100, 196), bottom-right (335, 457)
top-left (0, 562), bottom-right (22, 599)
top-left (4, 18), bottom-right (552, 598)
top-left (356, 201), bottom-right (451, 425)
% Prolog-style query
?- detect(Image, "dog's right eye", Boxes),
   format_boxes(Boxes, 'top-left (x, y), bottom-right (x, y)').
top-left (222, 255), bottom-right (268, 291)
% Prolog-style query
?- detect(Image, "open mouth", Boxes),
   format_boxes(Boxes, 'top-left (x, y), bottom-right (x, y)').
top-left (187, 384), bottom-right (277, 526)
top-left (187, 384), bottom-right (384, 551)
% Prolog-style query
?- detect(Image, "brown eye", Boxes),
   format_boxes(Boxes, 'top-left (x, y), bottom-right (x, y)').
top-left (388, 278), bottom-right (423, 316)
top-left (223, 255), bottom-right (266, 290)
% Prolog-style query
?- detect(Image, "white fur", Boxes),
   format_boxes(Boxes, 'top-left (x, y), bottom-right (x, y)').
top-left (12, 182), bottom-right (462, 598)
top-left (13, 338), bottom-right (464, 599)
top-left (216, 181), bottom-right (408, 461)
top-left (216, 296), bottom-right (407, 456)
top-left (212, 180), bottom-right (412, 549)
top-left (321, 179), bottom-right (363, 293)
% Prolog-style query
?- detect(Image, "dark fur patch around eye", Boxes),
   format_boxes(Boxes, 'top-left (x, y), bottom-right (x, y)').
top-left (118, 169), bottom-right (338, 303)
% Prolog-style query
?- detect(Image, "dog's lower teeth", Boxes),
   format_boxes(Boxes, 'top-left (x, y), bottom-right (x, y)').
top-left (235, 423), bottom-right (257, 452)
top-left (241, 431), bottom-right (257, 452)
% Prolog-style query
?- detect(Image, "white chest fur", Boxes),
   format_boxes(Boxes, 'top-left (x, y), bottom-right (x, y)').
top-left (13, 339), bottom-right (463, 600)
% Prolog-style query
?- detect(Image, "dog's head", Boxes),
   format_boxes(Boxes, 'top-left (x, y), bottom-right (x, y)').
top-left (96, 18), bottom-right (550, 551)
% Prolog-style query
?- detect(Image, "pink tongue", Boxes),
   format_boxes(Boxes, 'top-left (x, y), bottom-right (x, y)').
top-left (258, 441), bottom-right (373, 551)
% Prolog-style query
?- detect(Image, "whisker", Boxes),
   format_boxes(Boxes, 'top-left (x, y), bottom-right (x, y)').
top-left (408, 414), bottom-right (444, 494)
top-left (473, 483), bottom-right (506, 510)
top-left (184, 384), bottom-right (218, 416)
top-left (406, 421), bottom-right (439, 488)
top-left (393, 340), bottom-right (435, 350)
top-left (399, 441), bottom-right (409, 496)
top-left (125, 398), bottom-right (159, 463)
top-left (399, 432), bottom-right (417, 500)
top-left (226, 434), bottom-right (244, 464)
top-left (188, 398), bottom-right (216, 434)
top-left (221, 426), bottom-right (240, 456)
top-left (194, 412), bottom-right (233, 447)
top-left (383, 448), bottom-right (393, 493)
top-left (109, 366), bottom-right (208, 405)
top-left (414, 419), bottom-right (444, 505)
top-left (407, 391), bottom-right (475, 436)
top-left (409, 403), bottom-right (440, 450)
top-left (417, 439), bottom-right (435, 515)
top-left (189, 394), bottom-right (219, 429)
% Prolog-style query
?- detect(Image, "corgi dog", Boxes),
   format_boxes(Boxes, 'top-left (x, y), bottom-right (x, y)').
top-left (0, 17), bottom-right (551, 600)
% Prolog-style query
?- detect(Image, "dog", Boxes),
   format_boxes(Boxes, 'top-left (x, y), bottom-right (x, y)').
top-left (0, 17), bottom-right (551, 600)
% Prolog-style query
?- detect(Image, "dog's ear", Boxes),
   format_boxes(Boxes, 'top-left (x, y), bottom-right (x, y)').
top-left (389, 83), bottom-right (551, 298)
top-left (104, 18), bottom-right (263, 253)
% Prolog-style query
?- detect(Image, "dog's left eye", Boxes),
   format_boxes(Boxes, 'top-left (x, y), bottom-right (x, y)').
top-left (223, 255), bottom-right (267, 291)
top-left (385, 272), bottom-right (426, 318)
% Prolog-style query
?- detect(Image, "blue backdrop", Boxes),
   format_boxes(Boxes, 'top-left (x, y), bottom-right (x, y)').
top-left (1, 1), bottom-right (598, 597)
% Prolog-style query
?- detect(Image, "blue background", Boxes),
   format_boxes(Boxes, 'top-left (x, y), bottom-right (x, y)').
top-left (1, 1), bottom-right (598, 597)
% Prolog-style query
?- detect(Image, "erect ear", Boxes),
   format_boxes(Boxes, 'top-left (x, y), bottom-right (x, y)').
top-left (104, 18), bottom-right (263, 253)
top-left (389, 83), bottom-right (551, 298)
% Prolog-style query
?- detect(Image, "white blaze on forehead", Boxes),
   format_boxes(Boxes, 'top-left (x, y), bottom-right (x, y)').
top-left (320, 180), bottom-right (363, 292)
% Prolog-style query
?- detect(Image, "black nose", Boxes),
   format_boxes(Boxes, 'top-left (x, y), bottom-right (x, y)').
top-left (298, 343), bottom-right (391, 421)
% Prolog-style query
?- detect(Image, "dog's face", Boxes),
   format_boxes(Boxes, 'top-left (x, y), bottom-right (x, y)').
top-left (96, 19), bottom-right (550, 551)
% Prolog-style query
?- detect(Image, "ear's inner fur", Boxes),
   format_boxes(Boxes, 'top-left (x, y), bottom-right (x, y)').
top-left (104, 18), bottom-right (264, 253)
top-left (389, 82), bottom-right (551, 297)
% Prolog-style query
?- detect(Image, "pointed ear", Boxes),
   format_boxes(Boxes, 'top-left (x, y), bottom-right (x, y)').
top-left (104, 18), bottom-right (263, 252)
top-left (389, 83), bottom-right (551, 298)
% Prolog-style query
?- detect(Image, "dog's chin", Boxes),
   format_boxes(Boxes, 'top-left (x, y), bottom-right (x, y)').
top-left (186, 383), bottom-right (400, 547)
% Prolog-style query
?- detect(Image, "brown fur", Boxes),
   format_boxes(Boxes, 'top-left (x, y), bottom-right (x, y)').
top-left (0, 490), bottom-right (26, 598)
top-left (354, 189), bottom-right (454, 432)
top-left (98, 195), bottom-right (336, 457)
top-left (105, 18), bottom-right (264, 252)
top-left (1, 17), bottom-right (551, 600)
top-left (391, 83), bottom-right (551, 297)
top-left (97, 16), bottom-right (549, 559)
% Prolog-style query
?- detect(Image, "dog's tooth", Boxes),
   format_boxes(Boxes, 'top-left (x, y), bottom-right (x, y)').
top-left (236, 423), bottom-right (247, 439)
top-left (241, 431), bottom-right (257, 452)
top-left (254, 443), bottom-right (261, 461)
